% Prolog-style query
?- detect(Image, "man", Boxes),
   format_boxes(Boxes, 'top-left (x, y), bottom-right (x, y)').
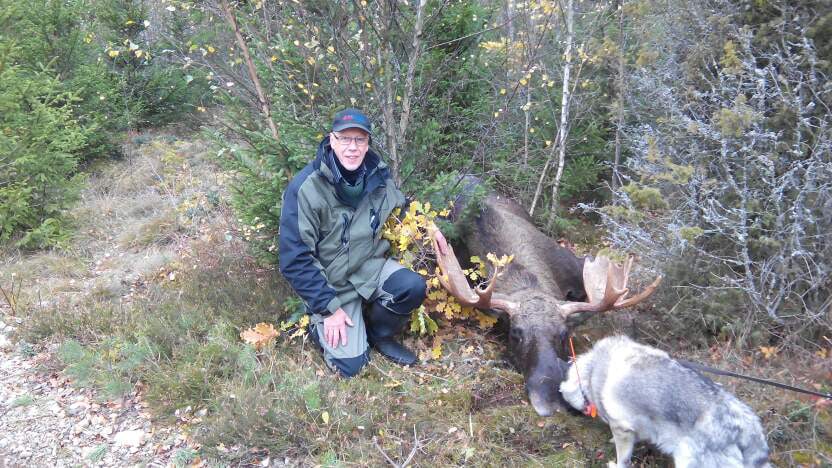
top-left (278, 108), bottom-right (447, 377)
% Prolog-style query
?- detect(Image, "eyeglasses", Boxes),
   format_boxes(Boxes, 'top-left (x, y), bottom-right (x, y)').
top-left (332, 133), bottom-right (369, 147)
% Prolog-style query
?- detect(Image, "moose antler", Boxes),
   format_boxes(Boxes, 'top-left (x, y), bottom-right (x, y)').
top-left (560, 255), bottom-right (663, 317)
top-left (428, 225), bottom-right (515, 312)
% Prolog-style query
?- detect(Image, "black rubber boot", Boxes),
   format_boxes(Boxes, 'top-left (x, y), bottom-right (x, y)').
top-left (308, 322), bottom-right (322, 351)
top-left (364, 302), bottom-right (417, 366)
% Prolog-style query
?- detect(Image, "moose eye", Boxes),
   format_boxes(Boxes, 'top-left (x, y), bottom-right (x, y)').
top-left (509, 327), bottom-right (523, 344)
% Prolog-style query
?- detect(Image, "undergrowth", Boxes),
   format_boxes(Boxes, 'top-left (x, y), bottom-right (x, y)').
top-left (4, 130), bottom-right (829, 466)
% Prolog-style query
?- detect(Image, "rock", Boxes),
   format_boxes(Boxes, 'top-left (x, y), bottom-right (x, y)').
top-left (114, 430), bottom-right (145, 447)
top-left (67, 402), bottom-right (87, 416)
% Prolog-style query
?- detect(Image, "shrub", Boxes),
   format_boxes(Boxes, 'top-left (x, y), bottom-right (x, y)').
top-left (0, 56), bottom-right (87, 247)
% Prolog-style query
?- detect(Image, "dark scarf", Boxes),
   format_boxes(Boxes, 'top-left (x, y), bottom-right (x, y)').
top-left (334, 155), bottom-right (365, 186)
top-left (331, 151), bottom-right (366, 207)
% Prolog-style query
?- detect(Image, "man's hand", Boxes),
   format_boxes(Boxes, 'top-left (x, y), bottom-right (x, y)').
top-left (323, 308), bottom-right (354, 348)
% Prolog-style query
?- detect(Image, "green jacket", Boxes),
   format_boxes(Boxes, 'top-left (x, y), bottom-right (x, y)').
top-left (278, 136), bottom-right (406, 316)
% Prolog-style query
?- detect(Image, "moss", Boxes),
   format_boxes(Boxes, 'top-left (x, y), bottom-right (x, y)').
top-left (600, 205), bottom-right (645, 223)
top-left (679, 226), bottom-right (704, 243)
top-left (653, 159), bottom-right (695, 185)
top-left (714, 95), bottom-right (758, 138)
top-left (720, 40), bottom-right (744, 74)
top-left (622, 183), bottom-right (668, 211)
top-left (636, 46), bottom-right (659, 67)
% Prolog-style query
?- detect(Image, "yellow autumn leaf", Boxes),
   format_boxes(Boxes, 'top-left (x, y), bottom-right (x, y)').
top-left (476, 311), bottom-right (498, 329)
top-left (108, 49), bottom-right (119, 58)
top-left (431, 339), bottom-right (442, 360)
top-left (240, 322), bottom-right (279, 350)
top-left (253, 323), bottom-right (277, 336)
top-left (321, 411), bottom-right (330, 424)
top-left (759, 346), bottom-right (778, 360)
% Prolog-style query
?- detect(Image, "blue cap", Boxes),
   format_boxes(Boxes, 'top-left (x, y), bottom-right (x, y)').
top-left (332, 108), bottom-right (371, 134)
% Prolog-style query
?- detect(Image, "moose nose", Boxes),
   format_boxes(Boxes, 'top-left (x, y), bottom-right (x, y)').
top-left (528, 390), bottom-right (560, 417)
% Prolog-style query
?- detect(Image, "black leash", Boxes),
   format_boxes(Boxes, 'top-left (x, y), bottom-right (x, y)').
top-left (678, 359), bottom-right (832, 400)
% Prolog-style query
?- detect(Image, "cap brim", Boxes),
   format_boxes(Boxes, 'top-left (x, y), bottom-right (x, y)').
top-left (332, 123), bottom-right (371, 134)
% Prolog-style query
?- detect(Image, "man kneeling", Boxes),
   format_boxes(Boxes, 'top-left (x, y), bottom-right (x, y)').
top-left (278, 108), bottom-right (447, 377)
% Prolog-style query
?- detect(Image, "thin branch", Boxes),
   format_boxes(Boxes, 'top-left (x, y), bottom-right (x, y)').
top-left (220, 0), bottom-right (279, 144)
top-left (426, 13), bottom-right (520, 51)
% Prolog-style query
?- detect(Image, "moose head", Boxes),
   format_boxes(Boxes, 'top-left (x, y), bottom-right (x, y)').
top-left (428, 195), bottom-right (661, 416)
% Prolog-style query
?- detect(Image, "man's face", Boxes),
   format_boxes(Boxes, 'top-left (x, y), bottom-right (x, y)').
top-left (330, 128), bottom-right (370, 172)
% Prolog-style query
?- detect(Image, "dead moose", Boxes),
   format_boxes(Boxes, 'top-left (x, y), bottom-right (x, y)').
top-left (429, 189), bottom-right (662, 416)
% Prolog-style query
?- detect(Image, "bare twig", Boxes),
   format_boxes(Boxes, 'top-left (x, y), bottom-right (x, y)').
top-left (373, 425), bottom-right (421, 468)
top-left (219, 0), bottom-right (280, 145)
top-left (373, 436), bottom-right (400, 467)
top-left (0, 275), bottom-right (22, 316)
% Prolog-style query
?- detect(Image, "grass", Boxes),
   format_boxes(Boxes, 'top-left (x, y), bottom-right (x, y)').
top-left (87, 444), bottom-right (108, 463)
top-left (17, 226), bottom-right (623, 466)
top-left (11, 395), bottom-right (34, 407)
top-left (3, 128), bottom-right (829, 467)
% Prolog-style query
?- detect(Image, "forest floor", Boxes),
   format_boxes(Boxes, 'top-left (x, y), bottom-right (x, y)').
top-left (0, 127), bottom-right (828, 467)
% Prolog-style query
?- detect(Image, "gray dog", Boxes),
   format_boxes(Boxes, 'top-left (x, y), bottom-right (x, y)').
top-left (559, 335), bottom-right (770, 468)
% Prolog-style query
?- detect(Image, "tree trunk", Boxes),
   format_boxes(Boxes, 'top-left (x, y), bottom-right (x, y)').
top-left (549, 0), bottom-right (575, 214)
top-left (612, 0), bottom-right (625, 191)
